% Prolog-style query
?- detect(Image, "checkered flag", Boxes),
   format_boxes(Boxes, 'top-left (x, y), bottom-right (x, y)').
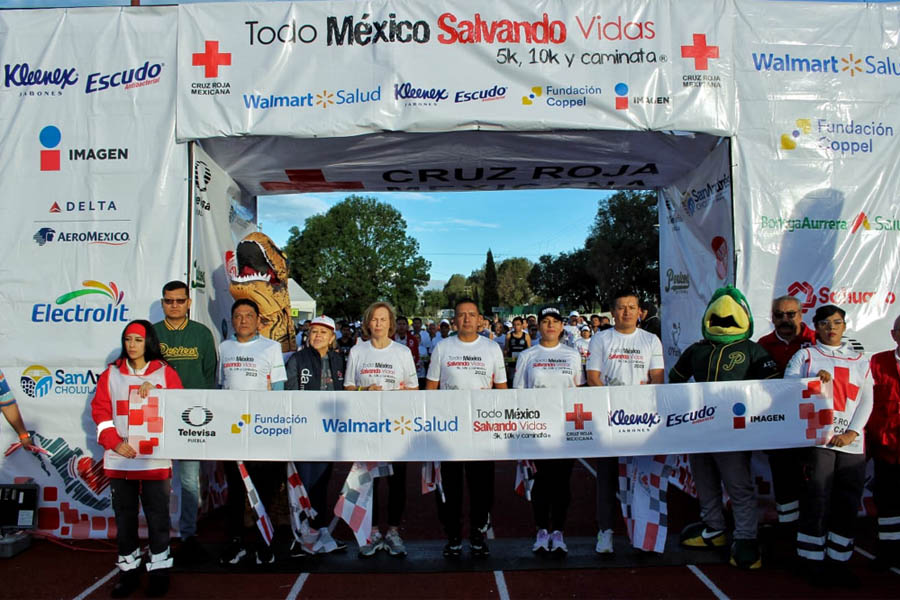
top-left (237, 460), bottom-right (274, 546)
top-left (618, 455), bottom-right (674, 554)
top-left (421, 461), bottom-right (445, 502)
top-left (514, 460), bottom-right (538, 501)
top-left (334, 461), bottom-right (393, 547)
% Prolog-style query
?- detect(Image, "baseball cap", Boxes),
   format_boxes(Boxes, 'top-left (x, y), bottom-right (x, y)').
top-left (440, 319), bottom-right (451, 326)
top-left (539, 306), bottom-right (564, 322)
top-left (310, 315), bottom-right (336, 331)
top-left (569, 310), bottom-right (579, 317)
top-left (579, 324), bottom-right (591, 332)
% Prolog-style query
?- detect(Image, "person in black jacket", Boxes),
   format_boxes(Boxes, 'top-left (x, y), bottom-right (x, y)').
top-left (284, 315), bottom-right (346, 556)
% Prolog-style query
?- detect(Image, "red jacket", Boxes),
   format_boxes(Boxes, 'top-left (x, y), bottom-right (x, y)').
top-left (757, 323), bottom-right (817, 375)
top-left (91, 359), bottom-right (182, 479)
top-left (867, 349), bottom-right (900, 463)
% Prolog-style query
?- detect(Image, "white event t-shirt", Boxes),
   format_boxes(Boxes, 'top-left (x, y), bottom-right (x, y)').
top-left (513, 343), bottom-right (584, 389)
top-left (426, 334), bottom-right (507, 390)
top-left (344, 340), bottom-right (418, 390)
top-left (586, 327), bottom-right (664, 386)
top-left (219, 336), bottom-right (287, 391)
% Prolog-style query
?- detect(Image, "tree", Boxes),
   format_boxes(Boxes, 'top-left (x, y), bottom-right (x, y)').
top-left (482, 249), bottom-right (499, 315)
top-left (442, 274), bottom-right (469, 309)
top-left (497, 257), bottom-right (534, 306)
top-left (284, 195), bottom-right (430, 318)
top-left (528, 249), bottom-right (600, 309)
top-left (584, 190), bottom-right (659, 306)
top-left (420, 289), bottom-right (447, 316)
top-left (466, 268), bottom-right (484, 303)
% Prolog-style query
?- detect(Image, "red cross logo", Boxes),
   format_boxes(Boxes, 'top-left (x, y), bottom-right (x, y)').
top-left (831, 366), bottom-right (860, 412)
top-left (261, 169), bottom-right (365, 192)
top-left (565, 403), bottom-right (592, 430)
top-left (681, 34), bottom-right (719, 71)
top-left (192, 40), bottom-right (231, 78)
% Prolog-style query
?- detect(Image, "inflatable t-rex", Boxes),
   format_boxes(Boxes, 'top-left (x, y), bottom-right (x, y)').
top-left (227, 232), bottom-right (296, 352)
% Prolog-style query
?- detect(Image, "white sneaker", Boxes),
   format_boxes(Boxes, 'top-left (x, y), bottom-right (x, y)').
top-left (359, 530), bottom-right (383, 557)
top-left (595, 528), bottom-right (614, 554)
top-left (532, 528), bottom-right (550, 554)
top-left (383, 529), bottom-right (407, 556)
top-left (550, 530), bottom-right (568, 555)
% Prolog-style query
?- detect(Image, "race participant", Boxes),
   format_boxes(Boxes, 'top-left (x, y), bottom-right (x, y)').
top-left (505, 316), bottom-right (532, 358)
top-left (92, 320), bottom-right (182, 598)
top-left (586, 291), bottom-right (664, 555)
top-left (492, 321), bottom-right (507, 349)
top-left (785, 305), bottom-right (873, 587)
top-left (284, 315), bottom-right (346, 556)
top-left (514, 306), bottom-right (584, 555)
top-left (412, 317), bottom-right (431, 355)
top-left (218, 299), bottom-right (287, 567)
top-left (756, 295), bottom-right (816, 527)
top-left (639, 301), bottom-right (661, 339)
top-left (345, 302), bottom-right (418, 557)
top-left (426, 297), bottom-right (508, 558)
top-left (152, 280), bottom-right (217, 565)
top-left (0, 370), bottom-right (36, 453)
top-left (563, 311), bottom-right (580, 347)
top-left (432, 319), bottom-right (452, 346)
top-left (479, 316), bottom-right (494, 339)
top-left (669, 286), bottom-right (777, 570)
top-left (336, 322), bottom-right (355, 359)
top-left (866, 314), bottom-right (900, 570)
top-left (574, 324), bottom-right (592, 370)
top-left (590, 314), bottom-right (602, 334)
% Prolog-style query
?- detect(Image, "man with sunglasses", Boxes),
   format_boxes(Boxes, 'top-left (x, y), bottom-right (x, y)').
top-left (757, 295), bottom-right (817, 529)
top-left (153, 280), bottom-right (217, 565)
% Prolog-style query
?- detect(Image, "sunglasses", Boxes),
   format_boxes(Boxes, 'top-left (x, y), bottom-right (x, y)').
top-left (772, 311), bottom-right (798, 319)
top-left (162, 298), bottom-right (188, 305)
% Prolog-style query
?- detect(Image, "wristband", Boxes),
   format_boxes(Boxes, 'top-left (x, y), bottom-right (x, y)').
top-left (18, 432), bottom-right (30, 440)
top-left (357, 386), bottom-right (364, 391)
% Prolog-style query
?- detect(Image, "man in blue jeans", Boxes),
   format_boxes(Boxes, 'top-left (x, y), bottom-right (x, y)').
top-left (153, 281), bottom-right (217, 565)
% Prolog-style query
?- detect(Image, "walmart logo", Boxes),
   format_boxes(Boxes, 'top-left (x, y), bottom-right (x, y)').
top-left (752, 51), bottom-right (900, 78)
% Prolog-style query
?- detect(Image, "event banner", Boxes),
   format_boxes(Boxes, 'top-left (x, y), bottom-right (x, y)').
top-left (731, 0), bottom-right (900, 352)
top-left (190, 143), bottom-right (258, 345)
top-left (658, 140), bottom-right (734, 372)
top-left (151, 378), bottom-right (833, 461)
top-left (176, 0), bottom-right (735, 140)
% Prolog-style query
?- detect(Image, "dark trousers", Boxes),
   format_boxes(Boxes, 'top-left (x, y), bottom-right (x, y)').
top-left (436, 461), bottom-right (494, 540)
top-left (874, 459), bottom-right (900, 556)
top-left (110, 478), bottom-right (171, 557)
top-left (797, 448), bottom-right (865, 561)
top-left (532, 459), bottom-right (574, 532)
top-left (596, 456), bottom-right (619, 530)
top-left (224, 461), bottom-right (283, 545)
top-left (372, 462), bottom-right (407, 528)
top-left (295, 462), bottom-right (333, 530)
top-left (767, 448), bottom-right (803, 523)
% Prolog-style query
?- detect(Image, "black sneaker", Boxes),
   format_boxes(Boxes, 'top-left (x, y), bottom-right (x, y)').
top-left (110, 569), bottom-right (141, 599)
top-left (174, 536), bottom-right (207, 567)
top-left (255, 545), bottom-right (275, 566)
top-left (219, 537), bottom-right (248, 566)
top-left (289, 539), bottom-right (307, 558)
top-left (443, 538), bottom-right (462, 558)
top-left (470, 531), bottom-right (490, 558)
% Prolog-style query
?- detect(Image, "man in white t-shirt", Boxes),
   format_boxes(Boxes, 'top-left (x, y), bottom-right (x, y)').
top-left (426, 298), bottom-right (507, 558)
top-left (563, 311), bottom-right (580, 347)
top-left (586, 291), bottom-right (664, 555)
top-left (218, 299), bottom-right (287, 567)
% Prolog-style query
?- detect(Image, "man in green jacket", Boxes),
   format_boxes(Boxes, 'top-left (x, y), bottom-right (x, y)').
top-left (153, 280), bottom-right (217, 564)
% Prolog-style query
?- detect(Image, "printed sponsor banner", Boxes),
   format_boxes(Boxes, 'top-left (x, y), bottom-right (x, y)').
top-left (176, 0), bottom-right (734, 141)
top-left (154, 378), bottom-right (831, 461)
top-left (658, 140), bottom-right (734, 371)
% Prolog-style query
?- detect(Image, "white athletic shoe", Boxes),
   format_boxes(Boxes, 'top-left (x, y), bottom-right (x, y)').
top-left (359, 530), bottom-right (383, 558)
top-left (550, 530), bottom-right (568, 555)
top-left (532, 529), bottom-right (550, 554)
top-left (595, 528), bottom-right (614, 554)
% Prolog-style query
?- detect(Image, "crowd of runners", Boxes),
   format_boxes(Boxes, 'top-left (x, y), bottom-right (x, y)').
top-left (3, 281), bottom-right (899, 598)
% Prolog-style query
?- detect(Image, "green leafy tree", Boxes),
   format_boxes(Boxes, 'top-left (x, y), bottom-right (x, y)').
top-left (442, 274), bottom-right (469, 309)
top-left (284, 195), bottom-right (430, 318)
top-left (497, 257), bottom-right (534, 306)
top-left (482, 249), bottom-right (499, 315)
top-left (420, 289), bottom-right (448, 316)
top-left (528, 249), bottom-right (599, 309)
top-left (466, 268), bottom-right (484, 302)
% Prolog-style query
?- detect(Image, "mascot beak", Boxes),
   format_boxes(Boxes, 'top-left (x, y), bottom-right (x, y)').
top-left (703, 294), bottom-right (750, 338)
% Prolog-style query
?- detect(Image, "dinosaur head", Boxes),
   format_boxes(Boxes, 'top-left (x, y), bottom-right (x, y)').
top-left (702, 285), bottom-right (753, 343)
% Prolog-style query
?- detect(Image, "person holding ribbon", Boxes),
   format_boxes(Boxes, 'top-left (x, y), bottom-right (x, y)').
top-left (344, 301), bottom-right (418, 557)
top-left (91, 320), bottom-right (183, 598)
top-left (0, 369), bottom-right (37, 453)
top-left (785, 304), bottom-right (873, 588)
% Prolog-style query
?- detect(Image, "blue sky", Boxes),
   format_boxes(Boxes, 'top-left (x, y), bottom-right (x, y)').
top-left (258, 190), bottom-right (610, 289)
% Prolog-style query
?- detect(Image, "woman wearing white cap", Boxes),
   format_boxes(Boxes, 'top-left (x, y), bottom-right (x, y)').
top-left (284, 315), bottom-right (346, 557)
top-left (513, 306), bottom-right (585, 556)
top-left (344, 301), bottom-right (418, 557)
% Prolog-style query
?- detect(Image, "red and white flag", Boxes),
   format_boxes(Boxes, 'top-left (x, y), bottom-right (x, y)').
top-left (514, 460), bottom-right (538, 501)
top-left (618, 455), bottom-right (674, 554)
top-left (334, 461), bottom-right (393, 547)
top-left (421, 461), bottom-right (444, 502)
top-left (237, 460), bottom-right (274, 546)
